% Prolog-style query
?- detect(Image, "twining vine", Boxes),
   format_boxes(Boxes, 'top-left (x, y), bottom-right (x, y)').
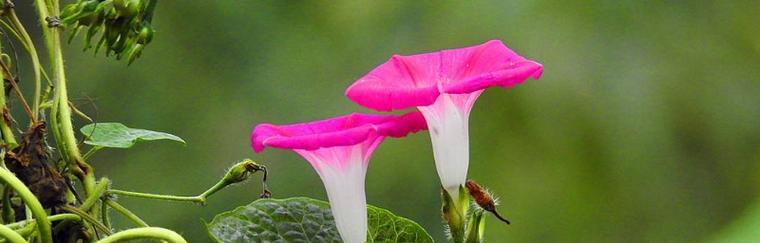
top-left (0, 1), bottom-right (267, 242)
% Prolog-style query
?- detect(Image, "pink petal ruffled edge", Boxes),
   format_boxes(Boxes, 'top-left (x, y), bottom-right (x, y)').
top-left (345, 40), bottom-right (543, 111)
top-left (251, 112), bottom-right (427, 152)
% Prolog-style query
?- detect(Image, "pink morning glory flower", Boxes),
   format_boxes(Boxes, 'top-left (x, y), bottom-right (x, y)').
top-left (345, 40), bottom-right (543, 198)
top-left (251, 112), bottom-right (427, 243)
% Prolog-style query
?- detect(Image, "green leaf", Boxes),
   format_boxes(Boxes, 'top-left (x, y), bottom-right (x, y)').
top-left (205, 197), bottom-right (433, 243)
top-left (80, 123), bottom-right (185, 148)
top-left (366, 203), bottom-right (435, 243)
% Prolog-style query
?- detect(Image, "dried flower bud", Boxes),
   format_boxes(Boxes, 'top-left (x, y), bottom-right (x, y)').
top-left (466, 180), bottom-right (510, 224)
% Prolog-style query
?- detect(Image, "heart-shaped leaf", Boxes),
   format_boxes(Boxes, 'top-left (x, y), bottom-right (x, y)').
top-left (206, 197), bottom-right (433, 243)
top-left (80, 122), bottom-right (185, 148)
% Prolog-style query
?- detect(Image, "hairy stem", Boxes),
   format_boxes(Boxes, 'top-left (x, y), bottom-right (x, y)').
top-left (107, 175), bottom-right (230, 205)
top-left (60, 205), bottom-right (112, 235)
top-left (2, 187), bottom-right (15, 223)
top-left (105, 200), bottom-right (148, 227)
top-left (6, 213), bottom-right (81, 229)
top-left (107, 190), bottom-right (205, 204)
top-left (34, 0), bottom-right (95, 196)
top-left (80, 178), bottom-right (109, 211)
top-left (0, 63), bottom-right (17, 148)
top-left (101, 198), bottom-right (111, 230)
top-left (95, 227), bottom-right (187, 243)
top-left (0, 223), bottom-right (27, 243)
top-left (82, 146), bottom-right (103, 161)
top-left (0, 168), bottom-right (51, 243)
top-left (7, 10), bottom-right (42, 121)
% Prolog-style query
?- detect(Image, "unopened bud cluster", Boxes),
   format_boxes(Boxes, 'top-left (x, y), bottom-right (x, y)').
top-left (61, 0), bottom-right (156, 64)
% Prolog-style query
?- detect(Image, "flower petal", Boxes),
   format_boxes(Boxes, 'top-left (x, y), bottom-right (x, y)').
top-left (346, 55), bottom-right (441, 112)
top-left (443, 60), bottom-right (543, 94)
top-left (251, 112), bottom-right (427, 152)
top-left (297, 145), bottom-right (370, 243)
top-left (346, 40), bottom-right (543, 111)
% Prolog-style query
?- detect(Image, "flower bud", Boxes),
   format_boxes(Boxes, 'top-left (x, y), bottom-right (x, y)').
top-left (221, 159), bottom-right (265, 185)
top-left (62, 0), bottom-right (157, 63)
top-left (466, 180), bottom-right (510, 224)
top-left (113, 0), bottom-right (142, 18)
top-left (137, 25), bottom-right (154, 44)
top-left (127, 44), bottom-right (144, 65)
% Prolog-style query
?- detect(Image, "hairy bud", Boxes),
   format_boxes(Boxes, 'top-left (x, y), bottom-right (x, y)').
top-left (466, 180), bottom-right (510, 224)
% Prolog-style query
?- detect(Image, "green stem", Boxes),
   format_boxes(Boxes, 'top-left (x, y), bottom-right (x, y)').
top-left (14, 222), bottom-right (34, 236)
top-left (6, 213), bottom-right (81, 229)
top-left (82, 172), bottom-right (97, 198)
top-left (82, 146), bottom-right (103, 161)
top-left (60, 205), bottom-right (112, 235)
top-left (0, 223), bottom-right (27, 243)
top-left (104, 200), bottom-right (148, 227)
top-left (144, 0), bottom-right (159, 22)
top-left (0, 168), bottom-right (51, 243)
top-left (100, 198), bottom-right (111, 230)
top-left (199, 179), bottom-right (228, 199)
top-left (107, 190), bottom-right (204, 203)
top-left (0, 46), bottom-right (17, 149)
top-left (0, 20), bottom-right (24, 47)
top-left (23, 206), bottom-right (31, 227)
top-left (34, 0), bottom-right (94, 196)
top-left (7, 10), bottom-right (42, 121)
top-left (80, 178), bottom-right (109, 211)
top-left (2, 187), bottom-right (15, 223)
top-left (95, 227), bottom-right (186, 243)
top-left (107, 178), bottom-right (228, 205)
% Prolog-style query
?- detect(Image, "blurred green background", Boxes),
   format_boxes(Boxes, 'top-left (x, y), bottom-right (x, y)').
top-left (13, 0), bottom-right (760, 242)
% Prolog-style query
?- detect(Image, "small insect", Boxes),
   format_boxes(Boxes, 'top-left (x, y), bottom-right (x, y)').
top-left (466, 179), bottom-right (510, 224)
top-left (45, 16), bottom-right (61, 27)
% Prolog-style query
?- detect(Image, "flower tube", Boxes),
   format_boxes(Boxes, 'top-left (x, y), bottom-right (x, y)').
top-left (345, 40), bottom-right (543, 198)
top-left (251, 112), bottom-right (426, 243)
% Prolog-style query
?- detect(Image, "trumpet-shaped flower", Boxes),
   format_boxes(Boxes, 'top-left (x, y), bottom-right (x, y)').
top-left (345, 40), bottom-right (543, 198)
top-left (251, 112), bottom-right (427, 243)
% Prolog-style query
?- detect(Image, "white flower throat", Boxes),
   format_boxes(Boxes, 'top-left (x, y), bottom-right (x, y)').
top-left (418, 94), bottom-right (472, 199)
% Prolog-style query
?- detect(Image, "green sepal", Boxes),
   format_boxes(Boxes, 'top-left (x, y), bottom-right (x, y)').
top-left (458, 185), bottom-right (470, 219)
top-left (442, 185), bottom-right (470, 243)
top-left (465, 209), bottom-right (486, 243)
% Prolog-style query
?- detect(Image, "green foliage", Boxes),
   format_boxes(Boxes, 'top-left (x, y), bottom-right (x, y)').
top-left (366, 204), bottom-right (434, 243)
top-left (206, 197), bottom-right (433, 243)
top-left (61, 0), bottom-right (157, 63)
top-left (465, 210), bottom-right (486, 243)
top-left (63, 1), bottom-right (759, 242)
top-left (709, 200), bottom-right (760, 243)
top-left (80, 122), bottom-right (185, 148)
